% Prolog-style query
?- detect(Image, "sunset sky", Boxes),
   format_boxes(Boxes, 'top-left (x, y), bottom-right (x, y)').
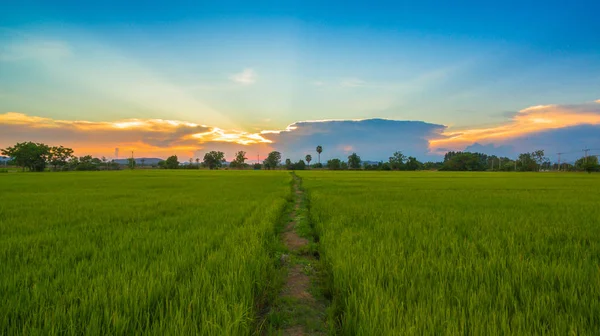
top-left (1, 1), bottom-right (599, 163)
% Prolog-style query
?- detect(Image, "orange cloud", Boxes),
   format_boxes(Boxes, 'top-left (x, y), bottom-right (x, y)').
top-left (0, 112), bottom-right (273, 159)
top-left (429, 101), bottom-right (600, 152)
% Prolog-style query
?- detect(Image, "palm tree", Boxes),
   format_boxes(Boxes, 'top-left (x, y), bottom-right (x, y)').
top-left (316, 146), bottom-right (323, 164)
top-left (305, 154), bottom-right (312, 168)
top-left (196, 158), bottom-right (200, 169)
top-left (140, 158), bottom-right (145, 167)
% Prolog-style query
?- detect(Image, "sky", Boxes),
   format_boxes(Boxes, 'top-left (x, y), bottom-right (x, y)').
top-left (1, 0), bottom-right (600, 163)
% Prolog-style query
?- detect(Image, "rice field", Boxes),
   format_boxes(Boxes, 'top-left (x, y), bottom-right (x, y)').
top-left (298, 171), bottom-right (600, 335)
top-left (0, 170), bottom-right (290, 335)
top-left (2, 170), bottom-right (599, 335)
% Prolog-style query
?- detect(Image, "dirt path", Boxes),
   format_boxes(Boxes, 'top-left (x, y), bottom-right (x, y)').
top-left (262, 174), bottom-right (328, 335)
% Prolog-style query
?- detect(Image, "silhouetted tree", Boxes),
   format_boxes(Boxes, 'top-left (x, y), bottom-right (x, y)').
top-left (1, 142), bottom-right (51, 172)
top-left (203, 151), bottom-right (226, 170)
top-left (389, 151), bottom-right (406, 170)
top-left (327, 158), bottom-right (342, 170)
top-left (165, 155), bottom-right (179, 169)
top-left (49, 146), bottom-right (74, 171)
top-left (316, 145), bottom-right (323, 164)
top-left (230, 151), bottom-right (248, 169)
top-left (263, 151), bottom-right (281, 170)
top-left (347, 153), bottom-right (361, 169)
top-left (305, 154), bottom-right (312, 168)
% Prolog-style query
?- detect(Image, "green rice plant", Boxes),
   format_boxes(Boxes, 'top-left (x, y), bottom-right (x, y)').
top-left (299, 171), bottom-right (600, 335)
top-left (0, 170), bottom-right (290, 335)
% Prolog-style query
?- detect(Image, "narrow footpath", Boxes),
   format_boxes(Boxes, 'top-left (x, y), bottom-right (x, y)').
top-left (262, 173), bottom-right (329, 335)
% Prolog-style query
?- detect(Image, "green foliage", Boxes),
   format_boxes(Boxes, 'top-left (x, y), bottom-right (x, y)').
top-left (162, 155), bottom-right (179, 169)
top-left (127, 157), bottom-right (136, 170)
top-left (230, 151), bottom-right (248, 169)
top-left (1, 142), bottom-right (51, 172)
top-left (326, 158), bottom-right (342, 170)
top-left (49, 145), bottom-right (74, 171)
top-left (404, 156), bottom-right (422, 171)
top-left (285, 160), bottom-right (306, 170)
top-left (203, 151), bottom-right (226, 170)
top-left (347, 153), bottom-right (361, 169)
top-left (441, 151), bottom-right (488, 171)
top-left (388, 151), bottom-right (406, 170)
top-left (575, 156), bottom-right (600, 173)
top-left (0, 170), bottom-right (290, 334)
top-left (299, 171), bottom-right (600, 334)
top-left (363, 161), bottom-right (391, 170)
top-left (422, 161), bottom-right (444, 170)
top-left (263, 151), bottom-right (281, 170)
top-left (72, 155), bottom-right (99, 171)
top-left (305, 154), bottom-right (312, 167)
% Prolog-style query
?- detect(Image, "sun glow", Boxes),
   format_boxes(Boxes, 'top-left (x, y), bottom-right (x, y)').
top-left (429, 102), bottom-right (600, 151)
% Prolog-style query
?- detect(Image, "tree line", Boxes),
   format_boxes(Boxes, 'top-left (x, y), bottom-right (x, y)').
top-left (2, 142), bottom-right (599, 173)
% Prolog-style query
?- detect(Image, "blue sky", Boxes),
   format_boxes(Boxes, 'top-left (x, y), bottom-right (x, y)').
top-left (1, 0), bottom-right (599, 161)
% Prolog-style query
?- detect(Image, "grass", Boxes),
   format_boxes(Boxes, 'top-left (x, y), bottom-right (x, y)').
top-left (3, 169), bottom-right (599, 335)
top-left (0, 170), bottom-right (291, 335)
top-left (298, 171), bottom-right (600, 335)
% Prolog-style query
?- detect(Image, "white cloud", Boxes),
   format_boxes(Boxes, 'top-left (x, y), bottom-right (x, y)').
top-left (340, 78), bottom-right (366, 87)
top-left (230, 68), bottom-right (257, 85)
top-left (312, 81), bottom-right (325, 86)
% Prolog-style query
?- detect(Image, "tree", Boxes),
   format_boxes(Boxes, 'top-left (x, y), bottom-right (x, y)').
top-left (389, 151), bottom-right (406, 170)
top-left (165, 155), bottom-right (179, 169)
top-left (101, 156), bottom-right (107, 170)
top-left (73, 155), bottom-right (99, 171)
top-left (327, 158), bottom-right (342, 170)
top-left (128, 157), bottom-right (136, 170)
top-left (263, 151), bottom-right (281, 170)
top-left (140, 158), bottom-right (145, 167)
top-left (49, 146), bottom-right (74, 171)
top-left (423, 161), bottom-right (443, 170)
top-left (316, 145), bottom-right (323, 164)
top-left (305, 154), bottom-right (312, 168)
top-left (347, 153), bottom-right (361, 169)
top-left (293, 160), bottom-right (306, 170)
top-left (203, 151), bottom-right (226, 170)
top-left (230, 151), bottom-right (248, 169)
top-left (531, 150), bottom-right (547, 171)
top-left (575, 155), bottom-right (600, 173)
top-left (285, 158), bottom-right (293, 170)
top-left (195, 158), bottom-right (200, 169)
top-left (405, 156), bottom-right (422, 171)
top-left (440, 152), bottom-right (488, 171)
top-left (1, 142), bottom-right (51, 172)
top-left (517, 153), bottom-right (537, 172)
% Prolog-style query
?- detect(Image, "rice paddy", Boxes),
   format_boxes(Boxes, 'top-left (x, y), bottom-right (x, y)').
top-left (1, 170), bottom-right (599, 335)
top-left (0, 170), bottom-right (290, 335)
top-left (298, 171), bottom-right (600, 335)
